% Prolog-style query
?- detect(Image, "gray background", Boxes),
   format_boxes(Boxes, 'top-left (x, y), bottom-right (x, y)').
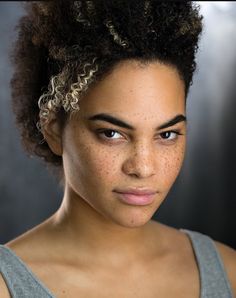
top-left (0, 2), bottom-right (236, 248)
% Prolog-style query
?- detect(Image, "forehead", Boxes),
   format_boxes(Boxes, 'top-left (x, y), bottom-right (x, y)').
top-left (76, 60), bottom-right (185, 123)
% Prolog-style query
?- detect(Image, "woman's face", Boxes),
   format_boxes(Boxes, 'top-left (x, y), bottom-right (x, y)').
top-left (61, 60), bottom-right (186, 228)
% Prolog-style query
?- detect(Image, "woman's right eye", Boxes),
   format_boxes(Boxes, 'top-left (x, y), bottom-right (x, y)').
top-left (96, 129), bottom-right (124, 140)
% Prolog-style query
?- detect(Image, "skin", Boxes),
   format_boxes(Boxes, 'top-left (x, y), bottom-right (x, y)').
top-left (1, 60), bottom-right (236, 297)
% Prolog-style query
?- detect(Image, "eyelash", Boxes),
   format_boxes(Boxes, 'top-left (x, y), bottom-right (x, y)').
top-left (95, 128), bottom-right (183, 143)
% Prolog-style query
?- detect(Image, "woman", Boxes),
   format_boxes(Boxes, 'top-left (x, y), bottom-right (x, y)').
top-left (0, 1), bottom-right (235, 297)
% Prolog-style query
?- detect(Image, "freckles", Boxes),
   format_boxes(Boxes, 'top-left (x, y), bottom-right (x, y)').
top-left (160, 147), bottom-right (184, 178)
top-left (161, 157), bottom-right (172, 176)
top-left (93, 150), bottom-right (119, 177)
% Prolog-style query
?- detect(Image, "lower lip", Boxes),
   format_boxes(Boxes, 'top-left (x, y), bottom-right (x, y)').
top-left (115, 192), bottom-right (155, 206)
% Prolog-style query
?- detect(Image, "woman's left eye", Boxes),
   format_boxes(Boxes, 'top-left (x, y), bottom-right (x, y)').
top-left (159, 131), bottom-right (182, 140)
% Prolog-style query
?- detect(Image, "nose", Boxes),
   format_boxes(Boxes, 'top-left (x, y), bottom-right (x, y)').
top-left (122, 142), bottom-right (156, 179)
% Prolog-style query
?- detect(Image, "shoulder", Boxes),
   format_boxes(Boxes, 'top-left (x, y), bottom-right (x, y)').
top-left (0, 245), bottom-right (12, 297)
top-left (214, 240), bottom-right (236, 296)
top-left (0, 274), bottom-right (11, 298)
top-left (0, 243), bottom-right (24, 298)
top-left (4, 216), bottom-right (55, 258)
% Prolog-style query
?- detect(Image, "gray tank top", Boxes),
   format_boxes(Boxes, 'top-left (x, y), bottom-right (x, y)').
top-left (0, 229), bottom-right (234, 297)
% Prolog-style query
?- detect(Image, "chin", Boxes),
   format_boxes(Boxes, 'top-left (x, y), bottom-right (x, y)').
top-left (110, 208), bottom-right (155, 229)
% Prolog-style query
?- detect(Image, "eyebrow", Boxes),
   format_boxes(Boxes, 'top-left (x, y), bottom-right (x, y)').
top-left (87, 113), bottom-right (186, 130)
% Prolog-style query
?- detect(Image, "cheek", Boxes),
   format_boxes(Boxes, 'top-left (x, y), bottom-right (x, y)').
top-left (159, 141), bottom-right (186, 187)
top-left (84, 147), bottom-right (120, 182)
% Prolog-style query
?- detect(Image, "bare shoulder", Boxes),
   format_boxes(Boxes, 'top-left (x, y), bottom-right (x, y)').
top-left (5, 216), bottom-right (54, 257)
top-left (148, 220), bottom-right (195, 256)
top-left (214, 240), bottom-right (236, 296)
top-left (0, 274), bottom-right (11, 298)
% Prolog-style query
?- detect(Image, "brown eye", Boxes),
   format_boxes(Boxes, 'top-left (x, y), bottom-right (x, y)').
top-left (160, 132), bottom-right (173, 139)
top-left (97, 129), bottom-right (123, 140)
top-left (159, 131), bottom-right (181, 140)
top-left (103, 130), bottom-right (118, 138)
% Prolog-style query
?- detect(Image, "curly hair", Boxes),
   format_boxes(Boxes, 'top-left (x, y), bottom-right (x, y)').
top-left (10, 0), bottom-right (203, 172)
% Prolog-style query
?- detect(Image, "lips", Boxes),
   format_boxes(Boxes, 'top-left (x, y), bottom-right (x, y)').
top-left (113, 188), bottom-right (157, 206)
top-left (114, 188), bottom-right (157, 196)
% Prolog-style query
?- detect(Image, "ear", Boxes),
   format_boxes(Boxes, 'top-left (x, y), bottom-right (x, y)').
top-left (41, 113), bottom-right (63, 156)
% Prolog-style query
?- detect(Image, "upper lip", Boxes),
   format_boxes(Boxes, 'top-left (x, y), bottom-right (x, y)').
top-left (114, 188), bottom-right (157, 195)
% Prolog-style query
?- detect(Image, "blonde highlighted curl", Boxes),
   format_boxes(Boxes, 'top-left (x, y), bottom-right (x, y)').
top-left (37, 56), bottom-right (99, 131)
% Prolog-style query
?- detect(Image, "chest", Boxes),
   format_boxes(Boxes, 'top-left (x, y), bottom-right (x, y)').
top-left (34, 261), bottom-right (200, 298)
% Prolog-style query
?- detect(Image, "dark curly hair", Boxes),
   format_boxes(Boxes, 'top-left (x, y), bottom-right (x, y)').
top-left (10, 1), bottom-right (203, 174)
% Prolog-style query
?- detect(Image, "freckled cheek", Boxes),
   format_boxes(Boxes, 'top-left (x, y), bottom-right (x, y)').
top-left (159, 144), bottom-right (185, 187)
top-left (74, 146), bottom-right (120, 182)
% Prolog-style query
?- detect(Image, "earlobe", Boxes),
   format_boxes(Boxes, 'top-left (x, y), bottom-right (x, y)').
top-left (42, 114), bottom-right (63, 157)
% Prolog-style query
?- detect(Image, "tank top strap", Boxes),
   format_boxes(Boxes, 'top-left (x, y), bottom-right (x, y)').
top-left (181, 229), bottom-right (233, 298)
top-left (0, 244), bottom-right (55, 297)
